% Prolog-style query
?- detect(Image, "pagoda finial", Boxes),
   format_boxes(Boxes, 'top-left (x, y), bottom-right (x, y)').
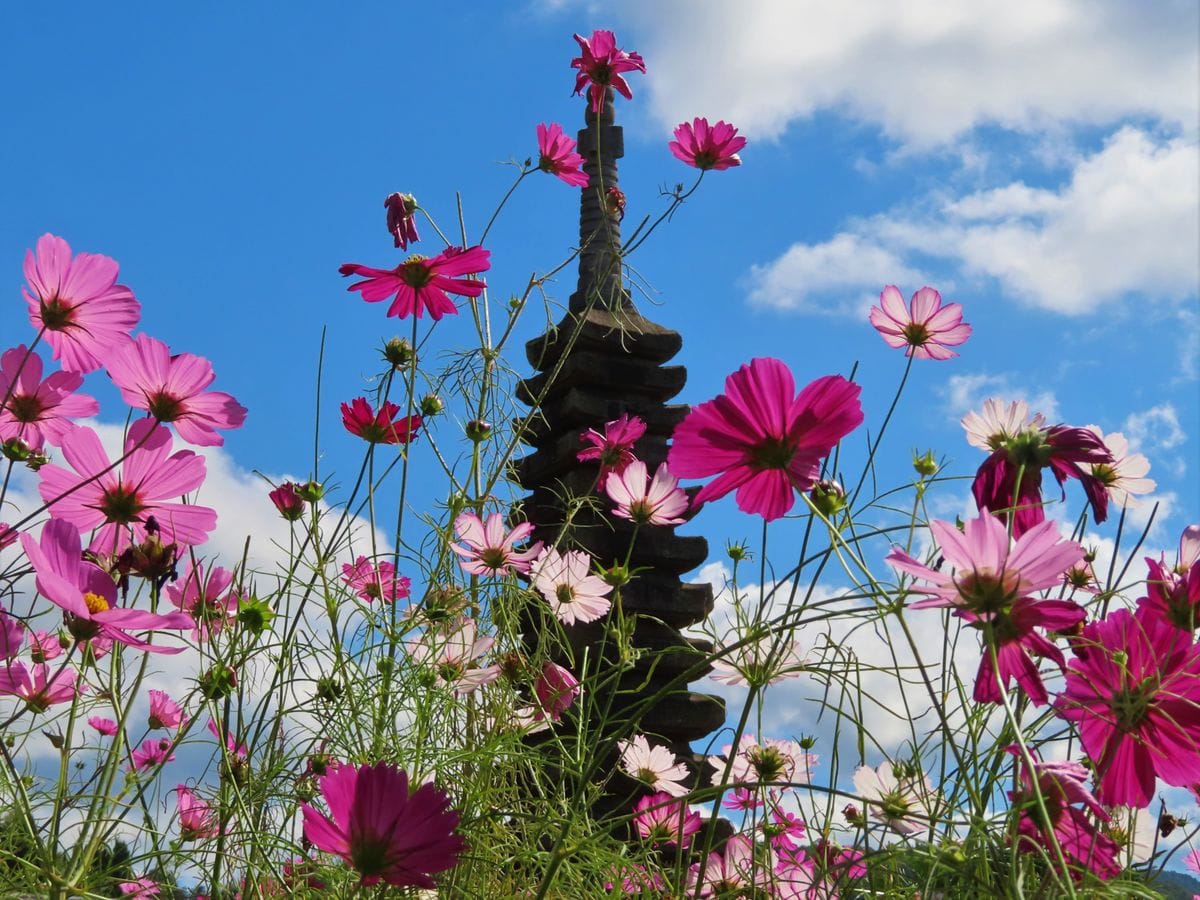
top-left (574, 86), bottom-right (628, 313)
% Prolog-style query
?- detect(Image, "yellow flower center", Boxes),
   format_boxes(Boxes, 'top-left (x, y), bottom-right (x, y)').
top-left (83, 592), bottom-right (110, 615)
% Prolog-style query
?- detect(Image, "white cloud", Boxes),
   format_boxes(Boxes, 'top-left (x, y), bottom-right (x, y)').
top-left (941, 372), bottom-right (1061, 423)
top-left (593, 0), bottom-right (1197, 148)
top-left (1122, 404), bottom-right (1186, 453)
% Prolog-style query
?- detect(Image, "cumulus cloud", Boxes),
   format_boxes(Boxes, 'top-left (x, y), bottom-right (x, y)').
top-left (941, 372), bottom-right (1060, 424)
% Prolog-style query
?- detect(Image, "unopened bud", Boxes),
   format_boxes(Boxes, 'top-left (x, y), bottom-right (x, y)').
top-left (465, 419), bottom-right (492, 442)
top-left (419, 393), bottom-right (445, 417)
top-left (382, 337), bottom-right (416, 369)
top-left (269, 482), bottom-right (306, 521)
top-left (297, 480), bottom-right (325, 503)
top-left (600, 562), bottom-right (632, 589)
top-left (726, 541), bottom-right (750, 562)
top-left (809, 480), bottom-right (846, 518)
top-left (913, 449), bottom-right (939, 477)
top-left (198, 664), bottom-right (238, 700)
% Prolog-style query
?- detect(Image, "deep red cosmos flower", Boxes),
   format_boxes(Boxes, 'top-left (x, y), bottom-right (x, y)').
top-left (340, 397), bottom-right (422, 445)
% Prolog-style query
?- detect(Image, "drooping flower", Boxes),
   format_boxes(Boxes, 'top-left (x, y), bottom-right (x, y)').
top-left (384, 193), bottom-right (420, 250)
top-left (450, 512), bottom-right (542, 576)
top-left (165, 560), bottom-right (240, 641)
top-left (37, 419), bottom-right (216, 556)
top-left (339, 245), bottom-right (490, 321)
top-left (530, 547), bottom-right (612, 625)
top-left (536, 123), bottom-right (588, 187)
top-left (301, 761), bottom-right (465, 888)
top-left (533, 661), bottom-right (580, 723)
top-left (618, 734), bottom-right (691, 797)
top-left (408, 618), bottom-right (502, 696)
top-left (0, 523), bottom-right (15, 550)
top-left (89, 716), bottom-right (118, 736)
top-left (0, 660), bottom-right (81, 712)
top-left (147, 689), bottom-right (187, 730)
top-left (887, 513), bottom-right (1085, 705)
top-left (1084, 428), bottom-right (1155, 508)
top-left (852, 761), bottom-right (938, 836)
top-left (1138, 553), bottom-right (1200, 632)
top-left (1056, 606), bottom-right (1200, 808)
top-left (668, 118), bottom-right (747, 171)
top-left (341, 556), bottom-right (411, 604)
top-left (23, 233), bottom-right (141, 373)
top-left (605, 460), bottom-right (689, 526)
top-left (570, 30), bottom-right (646, 115)
top-left (131, 736), bottom-right (176, 770)
top-left (106, 334), bottom-right (247, 447)
top-left (632, 792), bottom-right (701, 847)
top-left (340, 397), bottom-right (422, 445)
top-left (1007, 747), bottom-right (1121, 880)
top-left (668, 358), bottom-right (864, 521)
top-left (269, 481), bottom-right (306, 521)
top-left (0, 345), bottom-right (98, 451)
top-left (577, 413), bottom-right (646, 477)
top-left (176, 784), bottom-right (221, 840)
top-left (20, 518), bottom-right (194, 653)
top-left (868, 285), bottom-right (971, 360)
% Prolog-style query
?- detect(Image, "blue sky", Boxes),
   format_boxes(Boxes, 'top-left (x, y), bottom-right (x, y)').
top-left (2, 0), bottom-right (1198, 798)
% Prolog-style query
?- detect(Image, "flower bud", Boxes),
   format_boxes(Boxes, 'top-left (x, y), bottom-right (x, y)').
top-left (465, 419), bottom-right (492, 442)
top-left (297, 480), bottom-right (325, 503)
top-left (1, 438), bottom-right (32, 463)
top-left (419, 393), bottom-right (445, 417)
top-left (809, 480), bottom-right (846, 518)
top-left (912, 449), bottom-right (939, 477)
top-left (269, 482), bottom-right (305, 521)
top-left (726, 541), bottom-right (750, 562)
top-left (605, 187), bottom-right (626, 221)
top-left (600, 561), bottom-right (633, 589)
top-left (198, 664), bottom-right (238, 701)
top-left (382, 337), bottom-right (416, 369)
top-left (237, 596), bottom-right (274, 635)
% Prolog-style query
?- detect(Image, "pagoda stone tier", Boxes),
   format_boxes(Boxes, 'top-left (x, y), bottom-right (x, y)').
top-left (512, 88), bottom-right (726, 802)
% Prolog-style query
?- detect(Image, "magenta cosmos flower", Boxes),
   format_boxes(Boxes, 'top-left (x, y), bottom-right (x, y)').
top-left (38, 418), bottom-right (215, 556)
top-left (604, 460), bottom-right (689, 526)
top-left (0, 661), bottom-right (81, 712)
top-left (668, 118), bottom-right (747, 171)
top-left (147, 689), bottom-right (186, 730)
top-left (131, 736), bottom-right (176, 770)
top-left (23, 233), bottom-right (141, 373)
top-left (20, 518), bottom-right (194, 652)
top-left (633, 792), bottom-right (702, 847)
top-left (1138, 525), bottom-right (1200, 631)
top-left (302, 761), bottom-right (465, 889)
top-left (89, 716), bottom-right (118, 736)
top-left (341, 556), bottom-right (411, 604)
top-left (868, 285), bottom-right (971, 360)
top-left (1056, 607), bottom-right (1200, 807)
top-left (341, 397), bottom-right (422, 445)
top-left (339, 245), bottom-right (490, 321)
top-left (534, 660), bottom-right (580, 722)
top-left (0, 345), bottom-right (98, 451)
top-left (450, 512), bottom-right (542, 576)
top-left (384, 192), bottom-right (420, 250)
top-left (570, 30), bottom-right (646, 114)
top-left (577, 412), bottom-right (645, 477)
top-left (176, 784), bottom-right (220, 840)
top-left (536, 123), bottom-right (588, 187)
top-left (530, 547), bottom-right (612, 625)
top-left (668, 357), bottom-right (864, 522)
top-left (165, 560), bottom-right (240, 640)
top-left (106, 334), bottom-right (247, 447)
top-left (887, 514), bottom-right (1085, 705)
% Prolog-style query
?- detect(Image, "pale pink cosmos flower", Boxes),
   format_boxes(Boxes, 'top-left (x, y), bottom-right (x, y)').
top-left (686, 834), bottom-right (764, 898)
top-left (89, 716), bottom-right (118, 736)
top-left (887, 513), bottom-right (1085, 705)
top-left (536, 123), bottom-right (588, 187)
top-left (450, 512), bottom-right (542, 576)
top-left (384, 192), bottom-right (420, 250)
top-left (106, 334), bottom-right (247, 447)
top-left (869, 285), bottom-right (971, 360)
top-left (1084, 427), bottom-right (1155, 508)
top-left (530, 547), bottom-right (612, 625)
top-left (632, 792), bottom-right (701, 847)
top-left (0, 661), bottom-right (81, 712)
top-left (605, 460), bottom-right (689, 526)
top-left (131, 736), bottom-right (176, 771)
top-left (668, 118), bottom-right (747, 171)
top-left (1056, 606), bottom-right (1200, 807)
top-left (0, 611), bottom-right (24, 659)
top-left (20, 518), bottom-right (194, 653)
top-left (577, 413), bottom-right (646, 477)
top-left (1186, 848), bottom-right (1200, 875)
top-left (339, 245), bottom-right (490, 321)
top-left (570, 30), bottom-right (646, 114)
top-left (711, 735), bottom-right (816, 792)
top-left (618, 734), bottom-right (691, 797)
top-left (409, 618), bottom-right (502, 696)
top-left (165, 560), bottom-right (240, 641)
top-left (176, 784), bottom-right (220, 840)
top-left (301, 761), bottom-right (465, 888)
top-left (534, 661), bottom-right (580, 723)
top-left (341, 556), bottom-right (411, 604)
top-left (962, 398), bottom-right (1046, 452)
top-left (147, 689), bottom-right (187, 730)
top-left (852, 761), bottom-right (938, 836)
top-left (669, 358), bottom-right (864, 521)
top-left (23, 233), bottom-right (141, 373)
top-left (0, 344), bottom-right (98, 451)
top-left (1180, 525), bottom-right (1200, 572)
top-left (37, 419), bottom-right (216, 556)
top-left (709, 630), bottom-right (809, 687)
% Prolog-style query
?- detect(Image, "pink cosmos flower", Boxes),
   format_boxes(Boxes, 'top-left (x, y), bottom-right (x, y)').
top-left (0, 524), bottom-right (15, 550)
top-left (339, 245), bottom-right (490, 321)
top-left (632, 792), bottom-right (701, 847)
top-left (764, 803), bottom-right (808, 851)
top-left (530, 547), bottom-right (612, 625)
top-left (89, 716), bottom-right (118, 736)
top-left (176, 784), bottom-right (221, 840)
top-left (668, 118), bottom-right (747, 171)
top-left (709, 630), bottom-right (808, 687)
top-left (1056, 607), bottom-right (1200, 807)
top-left (20, 518), bottom-right (194, 653)
top-left (536, 123), bottom-right (588, 187)
top-left (0, 612), bottom-right (24, 660)
top-left (450, 512), bottom-right (542, 576)
top-left (106, 334), bottom-right (247, 447)
top-left (1084, 427), bottom-right (1156, 508)
top-left (887, 513), bottom-right (1085, 705)
top-left (1007, 747), bottom-right (1120, 880)
top-left (340, 397), bottom-right (422, 445)
top-left (131, 736), bottom-right (176, 771)
top-left (409, 618), bottom-right (502, 696)
top-left (577, 413), bottom-right (646, 477)
top-left (1138, 553), bottom-right (1200, 632)
top-left (668, 358), bottom-right (864, 521)
top-left (23, 233), bottom-right (141, 373)
top-left (686, 834), bottom-right (763, 898)
top-left (269, 481), bottom-right (306, 521)
top-left (208, 718), bottom-right (249, 758)
top-left (147, 689), bottom-right (187, 730)
top-left (722, 786), bottom-right (762, 811)
top-left (28, 630), bottom-right (63, 663)
top-left (165, 560), bottom-right (240, 641)
top-left (341, 556), bottom-right (411, 604)
top-left (962, 398), bottom-right (1046, 451)
top-left (605, 460), bottom-right (689, 526)
top-left (301, 761), bottom-right (465, 888)
top-left (711, 734), bottom-right (816, 793)
top-left (534, 661), bottom-right (580, 723)
top-left (868, 285), bottom-right (971, 360)
top-left (618, 734), bottom-right (691, 797)
top-left (852, 761), bottom-right (938, 836)
top-left (570, 30), bottom-right (646, 114)
top-left (0, 345), bottom-right (98, 451)
top-left (118, 878), bottom-right (160, 898)
top-left (384, 193), bottom-right (420, 250)
top-left (37, 419), bottom-right (216, 556)
top-left (0, 660), bottom-right (81, 712)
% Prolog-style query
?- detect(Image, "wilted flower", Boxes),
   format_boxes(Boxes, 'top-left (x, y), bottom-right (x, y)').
top-left (533, 661), bottom-right (580, 723)
top-left (384, 192), bottom-right (420, 250)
